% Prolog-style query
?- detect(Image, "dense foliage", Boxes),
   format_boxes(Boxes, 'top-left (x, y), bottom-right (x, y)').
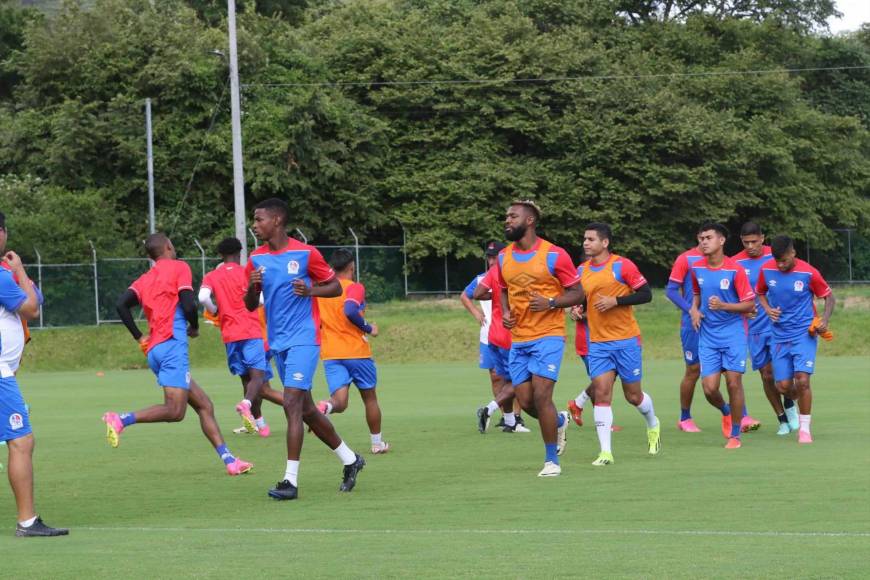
top-left (0, 0), bottom-right (867, 270)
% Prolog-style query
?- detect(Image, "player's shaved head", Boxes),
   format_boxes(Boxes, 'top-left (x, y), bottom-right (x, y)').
top-left (255, 198), bottom-right (289, 226)
top-left (145, 233), bottom-right (171, 260)
top-left (216, 237), bottom-right (242, 257)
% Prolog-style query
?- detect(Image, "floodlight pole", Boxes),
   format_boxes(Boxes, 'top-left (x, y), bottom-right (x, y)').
top-left (227, 0), bottom-right (247, 264)
top-left (145, 98), bottom-right (155, 234)
top-left (348, 228), bottom-right (360, 282)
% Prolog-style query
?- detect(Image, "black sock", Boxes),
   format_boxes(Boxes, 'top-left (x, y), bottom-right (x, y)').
top-left (778, 413), bottom-right (787, 424)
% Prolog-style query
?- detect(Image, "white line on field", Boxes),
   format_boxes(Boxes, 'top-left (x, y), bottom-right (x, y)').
top-left (78, 527), bottom-right (870, 538)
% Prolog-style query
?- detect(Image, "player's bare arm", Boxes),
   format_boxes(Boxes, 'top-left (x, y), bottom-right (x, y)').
top-left (816, 293), bottom-right (836, 333)
top-left (460, 290), bottom-right (486, 325)
top-left (244, 267), bottom-right (263, 311)
top-left (690, 294), bottom-right (703, 331)
top-left (529, 283), bottom-right (583, 312)
top-left (757, 294), bottom-right (781, 322)
top-left (500, 287), bottom-right (515, 329)
top-left (293, 277), bottom-right (341, 298)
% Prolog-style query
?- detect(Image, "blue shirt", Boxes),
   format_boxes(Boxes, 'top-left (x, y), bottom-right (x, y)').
top-left (733, 247), bottom-right (773, 335)
top-left (757, 258), bottom-right (831, 342)
top-left (691, 257), bottom-right (755, 347)
top-left (463, 273), bottom-right (485, 299)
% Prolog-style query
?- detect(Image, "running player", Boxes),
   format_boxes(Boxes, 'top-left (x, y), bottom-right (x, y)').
top-left (491, 200), bottom-right (584, 477)
top-left (315, 249), bottom-right (391, 454)
top-left (0, 212), bottom-right (67, 536)
top-left (105, 233), bottom-right (253, 475)
top-left (689, 223), bottom-right (756, 449)
top-left (756, 235), bottom-right (835, 444)
top-left (732, 223), bottom-right (783, 433)
top-left (245, 198), bottom-right (364, 500)
top-left (665, 242), bottom-right (704, 432)
top-left (576, 223), bottom-right (659, 466)
top-left (199, 237), bottom-right (283, 437)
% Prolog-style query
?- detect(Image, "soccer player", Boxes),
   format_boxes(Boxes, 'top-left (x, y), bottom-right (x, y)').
top-left (245, 198), bottom-right (364, 500)
top-left (105, 233), bottom-right (253, 475)
top-left (756, 235), bottom-right (835, 444)
top-left (490, 200), bottom-right (584, 477)
top-left (315, 249), bottom-right (392, 454)
top-left (732, 223), bottom-right (785, 433)
top-left (199, 237), bottom-right (283, 437)
top-left (0, 213), bottom-right (67, 536)
top-left (576, 223), bottom-right (659, 466)
top-left (665, 242), bottom-right (704, 432)
top-left (689, 223), bottom-right (756, 449)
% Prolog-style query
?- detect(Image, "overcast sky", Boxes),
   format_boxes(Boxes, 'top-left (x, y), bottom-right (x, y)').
top-left (828, 0), bottom-right (870, 33)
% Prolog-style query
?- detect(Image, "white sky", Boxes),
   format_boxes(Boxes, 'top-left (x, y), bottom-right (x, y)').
top-left (828, 0), bottom-right (870, 33)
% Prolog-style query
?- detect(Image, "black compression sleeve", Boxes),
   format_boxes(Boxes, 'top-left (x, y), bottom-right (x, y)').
top-left (616, 284), bottom-right (652, 306)
top-left (179, 289), bottom-right (199, 330)
top-left (116, 289), bottom-right (143, 340)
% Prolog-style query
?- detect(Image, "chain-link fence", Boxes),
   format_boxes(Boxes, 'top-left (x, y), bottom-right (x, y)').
top-left (801, 229), bottom-right (870, 284)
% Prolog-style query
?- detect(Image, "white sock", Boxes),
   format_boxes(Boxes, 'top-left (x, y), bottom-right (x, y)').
top-left (333, 441), bottom-right (357, 465)
top-left (486, 401), bottom-right (499, 414)
top-left (799, 414), bottom-right (812, 433)
top-left (503, 412), bottom-right (516, 427)
top-left (284, 460), bottom-right (299, 486)
top-left (324, 402), bottom-right (334, 414)
top-left (370, 432), bottom-right (382, 446)
top-left (594, 405), bottom-right (613, 453)
top-left (636, 392), bottom-right (658, 428)
top-left (575, 390), bottom-right (591, 407)
top-left (18, 515), bottom-right (37, 528)
top-left (255, 416), bottom-right (266, 429)
top-left (242, 399), bottom-right (252, 408)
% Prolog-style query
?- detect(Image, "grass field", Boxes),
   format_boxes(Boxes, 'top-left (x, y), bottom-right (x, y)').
top-left (2, 354), bottom-right (868, 578)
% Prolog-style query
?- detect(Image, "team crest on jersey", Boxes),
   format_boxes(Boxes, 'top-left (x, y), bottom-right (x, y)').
top-left (685, 351), bottom-right (693, 361)
top-left (794, 280), bottom-right (804, 292)
top-left (720, 278), bottom-right (730, 290)
top-left (9, 413), bottom-right (23, 430)
top-left (288, 260), bottom-right (300, 275)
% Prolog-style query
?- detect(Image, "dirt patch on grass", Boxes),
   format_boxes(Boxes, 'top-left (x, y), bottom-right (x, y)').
top-left (843, 296), bottom-right (870, 310)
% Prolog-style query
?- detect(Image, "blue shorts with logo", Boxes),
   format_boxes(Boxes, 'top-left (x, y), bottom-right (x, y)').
top-left (148, 338), bottom-right (191, 389)
top-left (772, 334), bottom-right (818, 382)
top-left (699, 337), bottom-right (748, 378)
top-left (588, 338), bottom-right (643, 383)
top-left (509, 336), bottom-right (565, 385)
top-left (324, 358), bottom-right (378, 394)
top-left (681, 324), bottom-right (700, 366)
top-left (478, 342), bottom-right (494, 370)
top-left (274, 345), bottom-right (320, 390)
top-left (487, 344), bottom-right (511, 380)
top-left (749, 332), bottom-right (773, 371)
top-left (225, 338), bottom-right (269, 376)
top-left (0, 376), bottom-right (32, 443)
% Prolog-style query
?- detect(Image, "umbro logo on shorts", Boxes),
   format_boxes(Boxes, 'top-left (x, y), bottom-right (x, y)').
top-left (547, 364), bottom-right (556, 372)
top-left (806, 361), bottom-right (814, 367)
top-left (185, 372), bottom-right (191, 386)
top-left (292, 372), bottom-right (304, 381)
top-left (8, 413), bottom-right (23, 430)
top-left (632, 368), bottom-right (640, 376)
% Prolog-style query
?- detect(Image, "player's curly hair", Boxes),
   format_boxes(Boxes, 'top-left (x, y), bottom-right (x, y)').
top-left (255, 198), bottom-right (289, 226)
top-left (216, 237), bottom-right (242, 257)
top-left (510, 199), bottom-right (542, 222)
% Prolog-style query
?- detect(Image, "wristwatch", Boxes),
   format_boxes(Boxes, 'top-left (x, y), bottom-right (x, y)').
top-left (548, 297), bottom-right (557, 310)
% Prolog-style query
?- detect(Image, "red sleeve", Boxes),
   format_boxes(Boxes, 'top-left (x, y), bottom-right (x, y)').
top-left (691, 269), bottom-right (700, 295)
top-left (553, 247), bottom-right (581, 287)
top-left (756, 269), bottom-right (768, 295)
top-left (308, 247), bottom-right (336, 284)
top-left (809, 268), bottom-right (832, 298)
top-left (620, 258), bottom-right (647, 290)
top-left (496, 253), bottom-right (507, 289)
top-left (345, 282), bottom-right (366, 305)
top-left (733, 266), bottom-right (755, 302)
top-left (479, 265), bottom-right (498, 289)
top-left (175, 261), bottom-right (193, 291)
top-left (669, 254), bottom-right (689, 284)
top-left (201, 271), bottom-right (214, 291)
top-left (129, 275), bottom-right (143, 299)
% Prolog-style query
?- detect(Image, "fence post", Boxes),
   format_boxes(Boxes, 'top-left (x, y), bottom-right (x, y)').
top-left (248, 228), bottom-right (258, 249)
top-left (33, 246), bottom-right (43, 329)
top-left (400, 223), bottom-right (408, 297)
top-left (193, 238), bottom-right (206, 278)
top-left (348, 228), bottom-right (360, 282)
top-left (89, 241), bottom-right (99, 325)
top-left (444, 255), bottom-right (449, 295)
top-left (295, 228), bottom-right (308, 244)
top-left (847, 229), bottom-right (853, 282)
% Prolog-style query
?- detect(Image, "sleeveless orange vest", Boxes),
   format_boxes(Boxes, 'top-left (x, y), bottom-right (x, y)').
top-left (318, 278), bottom-right (372, 360)
top-left (580, 255), bottom-right (641, 342)
top-left (501, 240), bottom-right (567, 343)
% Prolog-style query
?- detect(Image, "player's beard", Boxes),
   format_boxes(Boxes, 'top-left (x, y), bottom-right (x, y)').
top-left (505, 223), bottom-right (526, 242)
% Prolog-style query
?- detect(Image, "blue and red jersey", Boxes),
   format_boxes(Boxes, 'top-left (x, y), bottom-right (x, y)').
top-left (691, 256), bottom-right (755, 346)
top-left (756, 258), bottom-right (831, 342)
top-left (245, 238), bottom-right (335, 351)
top-left (201, 262), bottom-right (262, 344)
top-left (129, 259), bottom-right (193, 352)
top-left (668, 247), bottom-right (704, 328)
top-left (732, 246), bottom-right (773, 335)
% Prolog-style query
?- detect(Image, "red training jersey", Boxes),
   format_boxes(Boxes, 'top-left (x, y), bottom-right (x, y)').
top-left (129, 259), bottom-right (193, 353)
top-left (201, 262), bottom-right (263, 344)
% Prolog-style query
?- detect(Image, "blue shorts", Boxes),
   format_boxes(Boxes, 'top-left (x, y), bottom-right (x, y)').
top-left (147, 338), bottom-right (191, 389)
top-left (264, 349), bottom-right (274, 382)
top-left (487, 344), bottom-right (511, 380)
top-left (509, 337), bottom-right (565, 385)
top-left (273, 345), bottom-right (320, 390)
top-left (479, 342), bottom-right (494, 370)
top-left (588, 339), bottom-right (643, 383)
top-left (681, 324), bottom-right (700, 366)
top-left (0, 377), bottom-right (32, 443)
top-left (699, 338), bottom-right (748, 378)
top-left (225, 338), bottom-right (269, 376)
top-left (772, 335), bottom-right (818, 383)
top-left (749, 332), bottom-right (773, 371)
top-left (324, 359), bottom-right (378, 394)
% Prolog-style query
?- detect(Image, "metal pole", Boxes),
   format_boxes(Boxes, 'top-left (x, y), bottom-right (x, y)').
top-left (401, 224), bottom-right (408, 297)
top-left (295, 228), bottom-right (307, 244)
top-left (193, 239), bottom-right (206, 278)
top-left (847, 229), bottom-right (853, 282)
top-left (348, 228), bottom-right (360, 282)
top-left (248, 227), bottom-right (258, 249)
top-left (34, 247), bottom-right (43, 329)
top-left (444, 255), bottom-right (448, 295)
top-left (89, 241), bottom-right (100, 325)
top-left (227, 0), bottom-right (247, 264)
top-left (146, 98), bottom-right (155, 234)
